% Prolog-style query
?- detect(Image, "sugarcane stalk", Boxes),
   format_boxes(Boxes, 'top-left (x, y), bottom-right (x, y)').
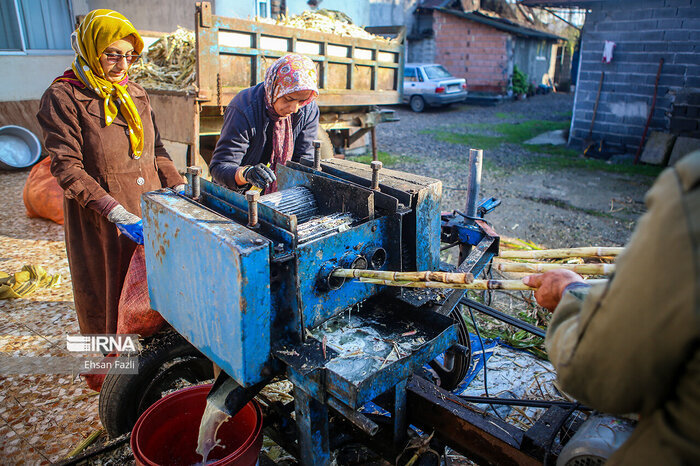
top-left (65, 428), bottom-right (104, 458)
top-left (331, 269), bottom-right (474, 284)
top-left (499, 247), bottom-right (623, 260)
top-left (494, 262), bottom-right (616, 275)
top-left (358, 277), bottom-right (608, 290)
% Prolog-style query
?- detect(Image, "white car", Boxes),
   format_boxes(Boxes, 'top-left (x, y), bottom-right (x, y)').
top-left (403, 63), bottom-right (468, 112)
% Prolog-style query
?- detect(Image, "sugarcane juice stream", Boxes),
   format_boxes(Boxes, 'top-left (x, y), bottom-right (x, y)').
top-left (195, 390), bottom-right (230, 464)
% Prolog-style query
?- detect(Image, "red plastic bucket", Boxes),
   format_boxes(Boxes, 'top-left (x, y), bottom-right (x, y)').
top-left (131, 384), bottom-right (263, 466)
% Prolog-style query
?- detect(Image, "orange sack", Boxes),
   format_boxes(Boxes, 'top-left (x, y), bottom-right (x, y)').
top-left (22, 157), bottom-right (64, 225)
top-left (117, 245), bottom-right (166, 337)
top-left (83, 246), bottom-right (165, 392)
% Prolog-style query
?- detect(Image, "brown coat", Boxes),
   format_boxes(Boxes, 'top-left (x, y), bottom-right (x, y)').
top-left (37, 80), bottom-right (183, 335)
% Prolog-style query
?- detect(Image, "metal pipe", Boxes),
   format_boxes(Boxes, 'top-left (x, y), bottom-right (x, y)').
top-left (465, 149), bottom-right (482, 218)
top-left (371, 160), bottom-right (382, 190)
top-left (327, 397), bottom-right (379, 436)
top-left (187, 166), bottom-right (202, 200)
top-left (457, 394), bottom-right (588, 410)
top-left (460, 297), bottom-right (546, 339)
top-left (246, 190), bottom-right (260, 228)
top-left (313, 140), bottom-right (321, 170)
top-left (371, 126), bottom-right (378, 161)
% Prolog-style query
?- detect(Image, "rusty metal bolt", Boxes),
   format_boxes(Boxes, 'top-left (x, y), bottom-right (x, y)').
top-left (246, 189), bottom-right (260, 228)
top-left (187, 166), bottom-right (202, 199)
top-left (313, 140), bottom-right (322, 170)
top-left (370, 161), bottom-right (383, 190)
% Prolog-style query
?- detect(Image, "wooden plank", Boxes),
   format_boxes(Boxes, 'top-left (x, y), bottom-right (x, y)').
top-left (213, 16), bottom-right (403, 53)
top-left (212, 90), bottom-right (401, 107)
top-left (148, 93), bottom-right (197, 144)
top-left (0, 100), bottom-right (42, 142)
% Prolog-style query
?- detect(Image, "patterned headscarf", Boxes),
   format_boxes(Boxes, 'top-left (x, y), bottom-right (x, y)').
top-left (70, 10), bottom-right (145, 159)
top-left (263, 54), bottom-right (318, 193)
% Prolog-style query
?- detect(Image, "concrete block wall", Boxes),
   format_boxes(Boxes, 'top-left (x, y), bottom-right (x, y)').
top-left (407, 37), bottom-right (437, 64)
top-left (433, 10), bottom-right (510, 93)
top-left (570, 0), bottom-right (700, 150)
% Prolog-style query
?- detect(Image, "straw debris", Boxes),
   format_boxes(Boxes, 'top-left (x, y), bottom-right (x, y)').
top-left (257, 9), bottom-right (395, 42)
top-left (130, 28), bottom-right (196, 91)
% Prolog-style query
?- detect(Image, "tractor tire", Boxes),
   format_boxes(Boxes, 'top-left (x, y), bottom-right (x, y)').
top-left (98, 329), bottom-right (214, 438)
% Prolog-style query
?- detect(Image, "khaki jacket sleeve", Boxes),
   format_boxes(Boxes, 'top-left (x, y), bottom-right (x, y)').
top-left (37, 85), bottom-right (109, 208)
top-left (545, 165), bottom-right (697, 416)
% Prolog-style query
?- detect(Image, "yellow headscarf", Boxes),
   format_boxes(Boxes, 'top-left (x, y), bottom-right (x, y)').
top-left (71, 9), bottom-right (145, 159)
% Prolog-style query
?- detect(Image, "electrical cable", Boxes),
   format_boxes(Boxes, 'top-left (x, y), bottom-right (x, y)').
top-left (466, 304), bottom-right (505, 422)
top-left (484, 261), bottom-right (494, 306)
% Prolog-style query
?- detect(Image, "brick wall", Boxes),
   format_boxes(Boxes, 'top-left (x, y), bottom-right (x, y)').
top-left (433, 10), bottom-right (510, 93)
top-left (570, 0), bottom-right (700, 150)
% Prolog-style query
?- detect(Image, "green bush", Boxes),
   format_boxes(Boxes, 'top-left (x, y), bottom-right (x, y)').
top-left (511, 65), bottom-right (528, 95)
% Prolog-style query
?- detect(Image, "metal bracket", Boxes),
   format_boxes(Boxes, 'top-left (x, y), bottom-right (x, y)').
top-left (197, 1), bottom-right (212, 28)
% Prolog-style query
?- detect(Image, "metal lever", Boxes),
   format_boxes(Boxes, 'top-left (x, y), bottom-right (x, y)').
top-left (313, 140), bottom-right (321, 170)
top-left (370, 160), bottom-right (382, 190)
top-left (477, 197), bottom-right (501, 217)
top-left (187, 166), bottom-right (202, 200)
top-left (246, 189), bottom-right (259, 228)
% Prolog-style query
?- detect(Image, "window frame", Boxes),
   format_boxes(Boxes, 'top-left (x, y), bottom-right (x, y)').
top-left (0, 0), bottom-right (74, 56)
top-left (254, 0), bottom-right (271, 18)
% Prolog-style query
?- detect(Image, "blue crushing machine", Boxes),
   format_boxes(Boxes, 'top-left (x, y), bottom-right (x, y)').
top-left (141, 151), bottom-right (502, 464)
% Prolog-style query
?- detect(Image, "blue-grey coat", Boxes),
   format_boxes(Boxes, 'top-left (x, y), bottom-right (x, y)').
top-left (209, 82), bottom-right (320, 188)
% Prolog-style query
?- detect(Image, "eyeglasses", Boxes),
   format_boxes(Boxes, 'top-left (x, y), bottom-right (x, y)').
top-left (103, 52), bottom-right (142, 64)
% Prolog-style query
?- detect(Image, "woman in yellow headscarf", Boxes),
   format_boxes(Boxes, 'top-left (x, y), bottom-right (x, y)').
top-left (37, 9), bottom-right (184, 337)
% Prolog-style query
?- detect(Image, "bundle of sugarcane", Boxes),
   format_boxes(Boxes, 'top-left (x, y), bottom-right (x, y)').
top-left (355, 277), bottom-right (607, 291)
top-left (257, 10), bottom-right (395, 43)
top-left (331, 268), bottom-right (607, 290)
top-left (493, 262), bottom-right (616, 275)
top-left (130, 28), bottom-right (196, 91)
top-left (498, 247), bottom-right (623, 260)
top-left (331, 269), bottom-right (474, 284)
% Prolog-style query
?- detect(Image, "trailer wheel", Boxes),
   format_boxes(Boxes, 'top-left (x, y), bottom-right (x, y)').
top-left (410, 96), bottom-right (426, 113)
top-left (98, 329), bottom-right (214, 438)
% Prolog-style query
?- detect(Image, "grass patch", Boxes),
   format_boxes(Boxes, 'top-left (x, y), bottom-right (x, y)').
top-left (424, 119), bottom-right (663, 177)
top-left (346, 150), bottom-right (411, 166)
top-left (493, 120), bottom-right (569, 144)
top-left (424, 131), bottom-right (503, 150)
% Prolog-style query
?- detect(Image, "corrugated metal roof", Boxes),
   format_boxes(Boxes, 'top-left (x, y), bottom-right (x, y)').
top-left (419, 0), bottom-right (455, 8)
top-left (518, 0), bottom-right (600, 6)
top-left (433, 8), bottom-right (565, 40)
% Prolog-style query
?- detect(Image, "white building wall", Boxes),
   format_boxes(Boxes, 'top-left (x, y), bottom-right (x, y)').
top-left (286, 0), bottom-right (369, 26)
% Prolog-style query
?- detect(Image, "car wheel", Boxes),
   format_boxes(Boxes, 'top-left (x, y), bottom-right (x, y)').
top-left (410, 95), bottom-right (426, 113)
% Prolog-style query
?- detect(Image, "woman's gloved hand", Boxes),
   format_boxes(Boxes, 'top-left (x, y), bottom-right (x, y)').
top-left (107, 205), bottom-right (144, 245)
top-left (173, 184), bottom-right (186, 194)
top-left (243, 164), bottom-right (276, 189)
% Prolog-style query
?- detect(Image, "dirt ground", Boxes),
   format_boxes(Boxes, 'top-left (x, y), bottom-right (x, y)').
top-left (0, 91), bottom-right (662, 463)
top-left (374, 92), bottom-right (657, 248)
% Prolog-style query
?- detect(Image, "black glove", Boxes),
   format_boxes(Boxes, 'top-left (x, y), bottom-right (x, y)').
top-left (244, 164), bottom-right (276, 189)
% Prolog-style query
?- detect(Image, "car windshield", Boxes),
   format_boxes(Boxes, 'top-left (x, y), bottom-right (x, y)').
top-left (423, 65), bottom-right (452, 80)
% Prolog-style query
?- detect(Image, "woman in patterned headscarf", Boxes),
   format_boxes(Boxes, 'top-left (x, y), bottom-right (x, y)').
top-left (37, 9), bottom-right (184, 336)
top-left (210, 53), bottom-right (320, 193)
